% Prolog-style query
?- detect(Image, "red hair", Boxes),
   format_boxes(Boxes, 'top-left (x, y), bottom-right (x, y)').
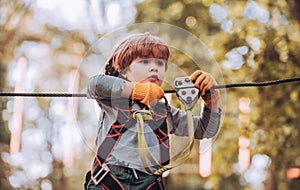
top-left (105, 32), bottom-right (169, 76)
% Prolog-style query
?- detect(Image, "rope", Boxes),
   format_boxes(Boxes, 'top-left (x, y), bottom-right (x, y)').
top-left (164, 77), bottom-right (300, 93)
top-left (211, 77), bottom-right (300, 90)
top-left (0, 77), bottom-right (299, 97)
top-left (134, 110), bottom-right (162, 173)
top-left (134, 109), bottom-right (195, 175)
top-left (153, 109), bottom-right (195, 175)
top-left (0, 92), bottom-right (87, 97)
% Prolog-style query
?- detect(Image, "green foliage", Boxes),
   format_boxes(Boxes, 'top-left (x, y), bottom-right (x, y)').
top-left (136, 0), bottom-right (300, 189)
top-left (0, 64), bottom-right (9, 144)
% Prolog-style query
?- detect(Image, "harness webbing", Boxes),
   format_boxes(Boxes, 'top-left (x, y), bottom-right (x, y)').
top-left (95, 108), bottom-right (136, 164)
top-left (135, 109), bottom-right (195, 175)
top-left (134, 110), bottom-right (161, 173)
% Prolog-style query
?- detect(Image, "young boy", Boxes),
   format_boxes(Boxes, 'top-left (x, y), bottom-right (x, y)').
top-left (85, 32), bottom-right (221, 190)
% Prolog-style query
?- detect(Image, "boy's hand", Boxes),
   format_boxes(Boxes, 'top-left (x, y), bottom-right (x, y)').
top-left (190, 70), bottom-right (220, 111)
top-left (132, 82), bottom-right (164, 108)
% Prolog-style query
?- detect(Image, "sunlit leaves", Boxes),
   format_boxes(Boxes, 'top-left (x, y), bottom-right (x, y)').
top-left (134, 0), bottom-right (300, 189)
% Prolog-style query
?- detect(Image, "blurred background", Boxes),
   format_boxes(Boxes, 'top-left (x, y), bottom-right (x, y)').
top-left (0, 0), bottom-right (300, 189)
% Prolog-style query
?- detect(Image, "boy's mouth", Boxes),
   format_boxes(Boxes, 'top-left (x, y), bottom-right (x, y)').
top-left (147, 75), bottom-right (159, 82)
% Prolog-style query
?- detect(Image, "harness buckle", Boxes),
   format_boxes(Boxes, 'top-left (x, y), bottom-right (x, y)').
top-left (91, 166), bottom-right (109, 185)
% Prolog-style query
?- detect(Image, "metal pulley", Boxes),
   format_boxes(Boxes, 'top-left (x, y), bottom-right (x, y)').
top-left (174, 76), bottom-right (200, 110)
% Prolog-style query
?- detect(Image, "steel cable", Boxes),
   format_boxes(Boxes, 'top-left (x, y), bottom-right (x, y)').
top-left (0, 77), bottom-right (299, 97)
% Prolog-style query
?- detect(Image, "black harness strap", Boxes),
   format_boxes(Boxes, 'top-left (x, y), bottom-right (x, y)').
top-left (95, 107), bottom-right (136, 164)
top-left (149, 105), bottom-right (170, 166)
top-left (91, 161), bottom-right (124, 190)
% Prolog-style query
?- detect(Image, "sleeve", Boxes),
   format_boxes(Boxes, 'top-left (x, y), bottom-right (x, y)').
top-left (87, 74), bottom-right (127, 100)
top-left (168, 105), bottom-right (221, 139)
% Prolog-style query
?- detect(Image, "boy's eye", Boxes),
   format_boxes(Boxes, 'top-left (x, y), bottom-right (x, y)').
top-left (156, 61), bottom-right (165, 66)
top-left (138, 59), bottom-right (165, 66)
top-left (140, 59), bottom-right (149, 64)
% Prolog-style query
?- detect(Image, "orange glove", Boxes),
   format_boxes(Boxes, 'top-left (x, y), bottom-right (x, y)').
top-left (190, 70), bottom-right (220, 111)
top-left (132, 82), bottom-right (164, 108)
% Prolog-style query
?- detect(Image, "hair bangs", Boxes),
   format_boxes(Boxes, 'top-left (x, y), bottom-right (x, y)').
top-left (133, 43), bottom-right (169, 61)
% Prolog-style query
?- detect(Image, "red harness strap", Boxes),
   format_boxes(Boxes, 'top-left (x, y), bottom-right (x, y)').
top-left (95, 107), bottom-right (136, 165)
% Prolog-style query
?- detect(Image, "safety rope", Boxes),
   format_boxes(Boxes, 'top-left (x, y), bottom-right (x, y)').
top-left (211, 76), bottom-right (300, 90)
top-left (0, 77), bottom-right (299, 97)
top-left (152, 109), bottom-right (195, 175)
top-left (134, 109), bottom-right (195, 175)
top-left (0, 92), bottom-right (87, 97)
top-left (164, 77), bottom-right (300, 93)
top-left (133, 110), bottom-right (162, 173)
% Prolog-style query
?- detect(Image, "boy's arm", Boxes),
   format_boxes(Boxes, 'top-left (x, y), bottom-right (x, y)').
top-left (87, 74), bottom-right (133, 99)
top-left (87, 75), bottom-right (164, 108)
top-left (169, 105), bottom-right (221, 139)
top-left (194, 106), bottom-right (221, 139)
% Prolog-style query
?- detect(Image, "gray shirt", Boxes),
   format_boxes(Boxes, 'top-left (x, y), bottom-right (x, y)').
top-left (87, 74), bottom-right (221, 174)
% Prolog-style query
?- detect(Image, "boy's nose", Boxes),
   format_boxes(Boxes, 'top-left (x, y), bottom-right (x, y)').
top-left (150, 67), bottom-right (158, 72)
top-left (149, 67), bottom-right (158, 73)
top-left (149, 62), bottom-right (158, 72)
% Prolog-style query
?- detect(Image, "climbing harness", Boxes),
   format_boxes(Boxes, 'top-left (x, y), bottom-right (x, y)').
top-left (85, 99), bottom-right (169, 189)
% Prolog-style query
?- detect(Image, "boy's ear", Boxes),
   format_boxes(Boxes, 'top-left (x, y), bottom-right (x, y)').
top-left (104, 62), bottom-right (110, 75)
top-left (104, 58), bottom-right (119, 76)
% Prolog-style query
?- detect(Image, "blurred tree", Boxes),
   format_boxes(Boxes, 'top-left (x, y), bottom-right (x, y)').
top-left (0, 0), bottom-right (26, 144)
top-left (0, 0), bottom-right (142, 189)
top-left (0, 1), bottom-right (30, 189)
top-left (135, 0), bottom-right (300, 189)
top-left (293, 0), bottom-right (300, 27)
top-left (0, 1), bottom-right (91, 189)
top-left (0, 66), bottom-right (9, 145)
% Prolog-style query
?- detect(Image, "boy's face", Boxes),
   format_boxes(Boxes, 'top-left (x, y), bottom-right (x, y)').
top-left (123, 57), bottom-right (167, 86)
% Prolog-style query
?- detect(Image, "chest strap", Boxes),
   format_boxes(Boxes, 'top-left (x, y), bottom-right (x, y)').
top-left (95, 107), bottom-right (136, 165)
